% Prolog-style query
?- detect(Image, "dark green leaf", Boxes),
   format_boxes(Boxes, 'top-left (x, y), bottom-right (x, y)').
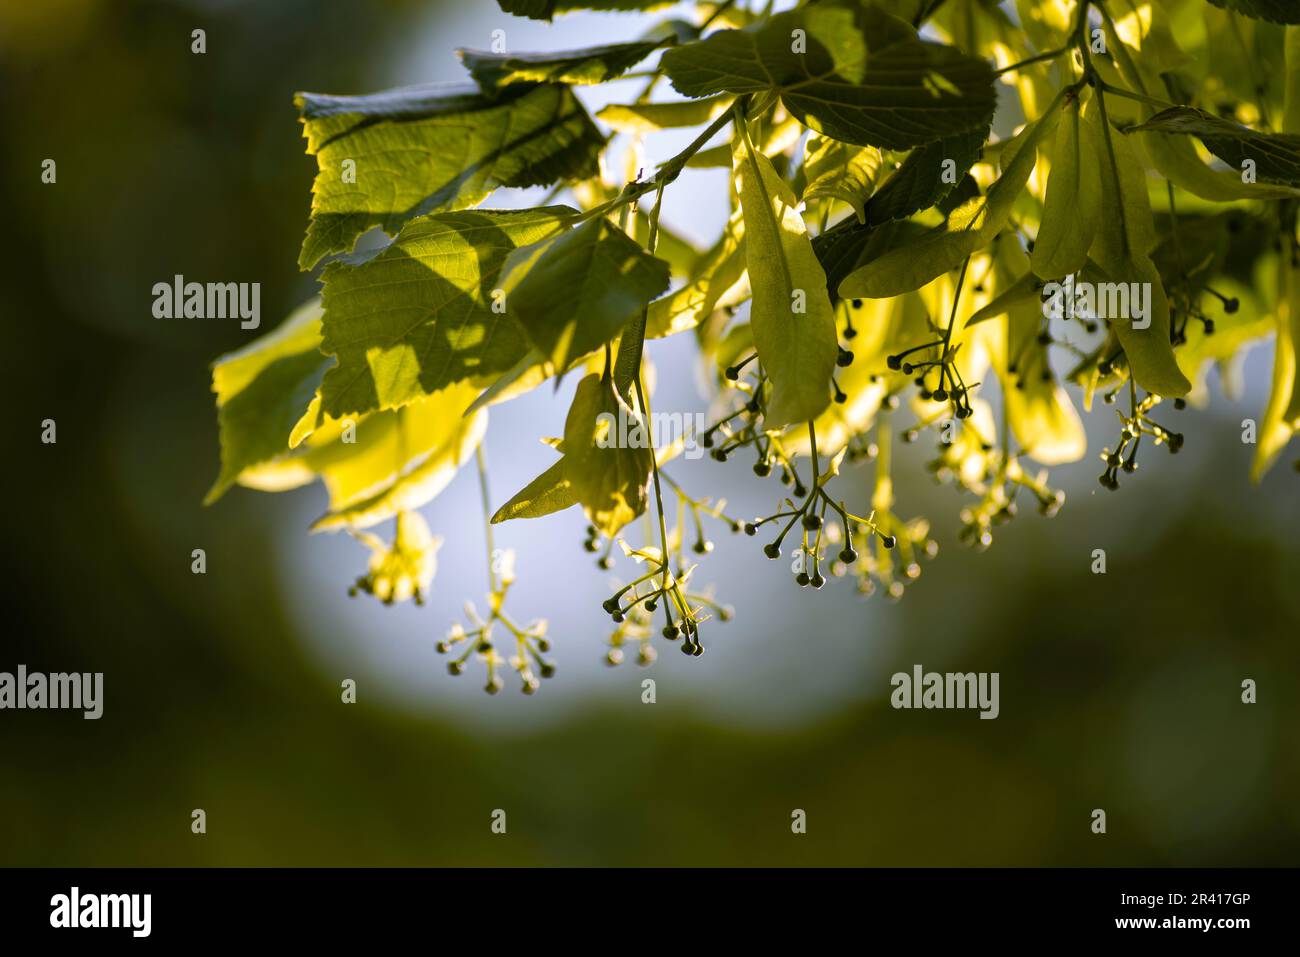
top-left (864, 126), bottom-right (987, 224)
top-left (1205, 0), bottom-right (1300, 25)
top-left (1126, 106), bottom-right (1300, 186)
top-left (660, 3), bottom-right (996, 149)
top-left (459, 40), bottom-right (662, 89)
top-left (811, 218), bottom-right (929, 302)
top-left (496, 0), bottom-right (676, 21)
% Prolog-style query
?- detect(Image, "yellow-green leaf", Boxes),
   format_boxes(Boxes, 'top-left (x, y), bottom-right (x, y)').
top-left (1085, 98), bottom-right (1191, 397)
top-left (1031, 96), bottom-right (1101, 280)
top-left (734, 133), bottom-right (837, 427)
top-left (205, 299), bottom-right (333, 505)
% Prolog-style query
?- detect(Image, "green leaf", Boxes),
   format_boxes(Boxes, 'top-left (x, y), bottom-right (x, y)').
top-left (459, 40), bottom-right (662, 89)
top-left (992, 249), bottom-right (1086, 465)
top-left (734, 133), bottom-right (838, 427)
top-left (801, 133), bottom-right (882, 223)
top-left (237, 382), bottom-right (487, 530)
top-left (564, 373), bottom-right (653, 535)
top-left (1031, 98), bottom-right (1101, 280)
top-left (1086, 99), bottom-right (1191, 398)
top-left (647, 207), bottom-right (747, 337)
top-left (317, 206), bottom-right (577, 419)
top-left (205, 299), bottom-right (333, 505)
top-left (597, 94), bottom-right (733, 134)
top-left (840, 107), bottom-right (1060, 298)
top-left (1252, 260), bottom-right (1299, 480)
top-left (1100, 20), bottom-right (1300, 202)
top-left (812, 218), bottom-right (929, 302)
top-left (309, 387), bottom-right (488, 531)
top-left (861, 126), bottom-right (986, 225)
top-left (1126, 106), bottom-right (1300, 186)
top-left (496, 0), bottom-right (676, 21)
top-left (491, 459), bottom-right (578, 521)
top-left (1206, 0), bottom-right (1300, 25)
top-left (660, 3), bottom-right (996, 149)
top-left (296, 83), bottom-right (602, 269)
top-left (630, 214), bottom-right (700, 278)
top-left (499, 217), bottom-right (671, 372)
top-left (967, 269), bottom-right (1040, 327)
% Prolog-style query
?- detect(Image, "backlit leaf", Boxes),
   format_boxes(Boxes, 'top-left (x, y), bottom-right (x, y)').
top-left (205, 300), bottom-right (333, 505)
top-left (296, 84), bottom-right (602, 269)
top-left (1086, 99), bottom-right (1191, 397)
top-left (498, 216), bottom-right (671, 372)
top-left (734, 133), bottom-right (837, 427)
top-left (597, 94), bottom-right (733, 134)
top-left (317, 206), bottom-right (578, 418)
top-left (1031, 96), bottom-right (1100, 280)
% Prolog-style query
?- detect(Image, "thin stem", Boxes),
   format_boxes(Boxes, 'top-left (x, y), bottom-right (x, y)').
top-left (808, 421), bottom-right (820, 487)
top-left (995, 47), bottom-right (1068, 77)
top-left (635, 375), bottom-right (673, 604)
top-left (1100, 82), bottom-right (1176, 112)
top-left (475, 443), bottom-right (496, 594)
top-left (699, 0), bottom-right (736, 30)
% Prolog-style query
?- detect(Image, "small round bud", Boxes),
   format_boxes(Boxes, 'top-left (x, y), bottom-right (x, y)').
top-left (763, 543), bottom-right (781, 560)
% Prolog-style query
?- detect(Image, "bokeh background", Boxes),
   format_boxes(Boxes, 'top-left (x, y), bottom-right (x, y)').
top-left (2, 0), bottom-right (1298, 866)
